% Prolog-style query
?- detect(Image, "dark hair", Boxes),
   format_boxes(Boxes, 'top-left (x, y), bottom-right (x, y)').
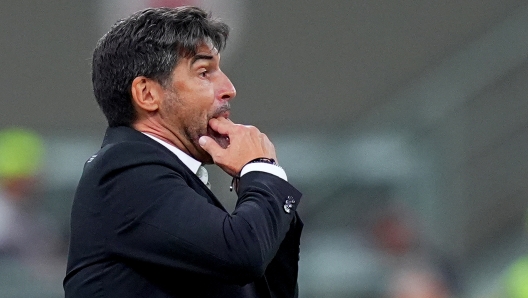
top-left (92, 6), bottom-right (229, 127)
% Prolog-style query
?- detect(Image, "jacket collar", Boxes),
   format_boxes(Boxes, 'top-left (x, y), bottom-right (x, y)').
top-left (101, 126), bottom-right (226, 211)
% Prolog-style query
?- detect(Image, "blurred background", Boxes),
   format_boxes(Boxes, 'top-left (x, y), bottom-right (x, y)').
top-left (1, 0), bottom-right (528, 297)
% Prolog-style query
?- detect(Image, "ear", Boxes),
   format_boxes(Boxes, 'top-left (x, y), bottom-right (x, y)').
top-left (130, 76), bottom-right (163, 112)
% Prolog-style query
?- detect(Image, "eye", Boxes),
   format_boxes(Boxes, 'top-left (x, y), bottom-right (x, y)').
top-left (199, 70), bottom-right (208, 78)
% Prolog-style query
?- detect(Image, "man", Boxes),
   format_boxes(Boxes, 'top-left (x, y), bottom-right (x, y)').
top-left (64, 6), bottom-right (303, 298)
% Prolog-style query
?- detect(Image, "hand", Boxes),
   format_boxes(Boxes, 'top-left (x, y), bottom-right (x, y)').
top-left (199, 117), bottom-right (277, 177)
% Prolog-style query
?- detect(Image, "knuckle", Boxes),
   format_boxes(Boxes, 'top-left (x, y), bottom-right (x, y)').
top-left (233, 124), bottom-right (244, 131)
top-left (245, 125), bottom-right (258, 132)
top-left (212, 151), bottom-right (223, 160)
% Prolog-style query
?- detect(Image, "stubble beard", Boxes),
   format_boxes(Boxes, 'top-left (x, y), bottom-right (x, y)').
top-left (207, 103), bottom-right (231, 149)
top-left (185, 108), bottom-right (230, 164)
top-left (161, 89), bottom-right (208, 162)
top-left (163, 89), bottom-right (230, 163)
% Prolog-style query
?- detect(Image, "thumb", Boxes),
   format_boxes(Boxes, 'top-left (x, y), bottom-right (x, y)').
top-left (199, 136), bottom-right (223, 158)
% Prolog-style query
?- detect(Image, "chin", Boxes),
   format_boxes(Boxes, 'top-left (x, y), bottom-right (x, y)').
top-left (201, 153), bottom-right (215, 165)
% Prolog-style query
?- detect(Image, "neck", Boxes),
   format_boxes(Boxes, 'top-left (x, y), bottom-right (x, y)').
top-left (133, 119), bottom-right (190, 156)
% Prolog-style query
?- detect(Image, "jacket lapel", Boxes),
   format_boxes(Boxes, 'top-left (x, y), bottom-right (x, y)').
top-left (102, 126), bottom-right (227, 212)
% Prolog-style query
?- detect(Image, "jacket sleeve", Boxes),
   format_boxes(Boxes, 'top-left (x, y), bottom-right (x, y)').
top-left (264, 212), bottom-right (303, 298)
top-left (97, 142), bottom-right (302, 286)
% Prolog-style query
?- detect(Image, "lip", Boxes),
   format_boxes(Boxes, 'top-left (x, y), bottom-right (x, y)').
top-left (214, 110), bottom-right (230, 120)
top-left (212, 104), bottom-right (231, 120)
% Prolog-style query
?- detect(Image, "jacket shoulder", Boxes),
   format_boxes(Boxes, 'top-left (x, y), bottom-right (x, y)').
top-left (87, 140), bottom-right (179, 173)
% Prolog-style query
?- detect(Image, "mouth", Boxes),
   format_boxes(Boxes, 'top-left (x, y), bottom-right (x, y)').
top-left (214, 107), bottom-right (230, 120)
top-left (206, 106), bottom-right (231, 149)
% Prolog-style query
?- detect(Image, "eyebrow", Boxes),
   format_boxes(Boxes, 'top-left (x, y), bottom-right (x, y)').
top-left (191, 54), bottom-right (214, 65)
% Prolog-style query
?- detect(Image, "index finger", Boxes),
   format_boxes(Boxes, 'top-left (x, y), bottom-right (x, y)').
top-left (208, 117), bottom-right (235, 135)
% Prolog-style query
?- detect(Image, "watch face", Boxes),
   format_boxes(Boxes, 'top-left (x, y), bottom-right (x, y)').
top-left (96, 0), bottom-right (247, 61)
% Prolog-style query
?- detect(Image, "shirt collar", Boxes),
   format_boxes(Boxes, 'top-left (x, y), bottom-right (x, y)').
top-left (142, 133), bottom-right (202, 175)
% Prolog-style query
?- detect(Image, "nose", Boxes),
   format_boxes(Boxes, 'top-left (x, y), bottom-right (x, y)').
top-left (218, 72), bottom-right (236, 101)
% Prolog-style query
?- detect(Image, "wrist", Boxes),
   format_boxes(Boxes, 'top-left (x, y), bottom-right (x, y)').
top-left (230, 157), bottom-right (285, 192)
top-left (244, 157), bottom-right (277, 167)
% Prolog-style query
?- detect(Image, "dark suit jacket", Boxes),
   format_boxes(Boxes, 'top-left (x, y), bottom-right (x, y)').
top-left (64, 126), bottom-right (303, 298)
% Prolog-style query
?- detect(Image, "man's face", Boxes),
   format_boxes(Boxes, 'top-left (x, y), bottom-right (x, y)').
top-left (159, 43), bottom-right (236, 163)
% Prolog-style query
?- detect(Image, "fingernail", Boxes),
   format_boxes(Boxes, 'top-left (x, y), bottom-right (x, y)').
top-left (199, 136), bottom-right (206, 147)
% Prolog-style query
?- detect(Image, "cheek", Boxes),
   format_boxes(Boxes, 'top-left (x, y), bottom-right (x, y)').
top-left (190, 81), bottom-right (215, 102)
top-left (202, 91), bottom-right (218, 113)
